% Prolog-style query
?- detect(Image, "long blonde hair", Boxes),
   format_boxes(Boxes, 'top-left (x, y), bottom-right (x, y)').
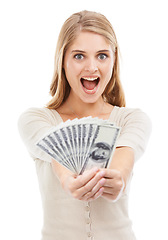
top-left (47, 10), bottom-right (126, 109)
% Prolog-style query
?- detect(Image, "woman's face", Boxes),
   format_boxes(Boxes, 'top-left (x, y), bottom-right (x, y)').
top-left (63, 31), bottom-right (114, 103)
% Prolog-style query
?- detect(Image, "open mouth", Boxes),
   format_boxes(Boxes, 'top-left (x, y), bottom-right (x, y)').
top-left (80, 77), bottom-right (100, 92)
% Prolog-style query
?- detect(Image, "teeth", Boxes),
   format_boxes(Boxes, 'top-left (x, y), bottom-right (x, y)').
top-left (82, 77), bottom-right (98, 81)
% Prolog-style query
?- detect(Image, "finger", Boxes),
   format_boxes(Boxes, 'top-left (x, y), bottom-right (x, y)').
top-left (82, 178), bottom-right (106, 200)
top-left (91, 177), bottom-right (106, 194)
top-left (88, 187), bottom-right (104, 201)
top-left (102, 192), bottom-right (117, 201)
top-left (103, 186), bottom-right (116, 195)
top-left (102, 178), bottom-right (114, 187)
top-left (76, 170), bottom-right (105, 199)
top-left (101, 169), bottom-right (121, 179)
top-left (80, 171), bottom-right (105, 196)
top-left (74, 167), bottom-right (99, 189)
top-left (103, 178), bottom-right (124, 191)
top-left (102, 178), bottom-right (125, 202)
top-left (102, 190), bottom-right (123, 203)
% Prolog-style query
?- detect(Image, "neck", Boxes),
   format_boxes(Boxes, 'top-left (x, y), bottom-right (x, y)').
top-left (66, 95), bottom-right (105, 118)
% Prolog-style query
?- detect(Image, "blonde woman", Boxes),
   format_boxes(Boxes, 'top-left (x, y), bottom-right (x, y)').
top-left (18, 10), bottom-right (151, 240)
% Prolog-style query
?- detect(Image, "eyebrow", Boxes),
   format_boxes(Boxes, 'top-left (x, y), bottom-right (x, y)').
top-left (71, 49), bottom-right (111, 54)
top-left (71, 50), bottom-right (86, 54)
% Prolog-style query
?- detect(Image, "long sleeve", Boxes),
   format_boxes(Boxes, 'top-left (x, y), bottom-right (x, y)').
top-left (110, 107), bottom-right (152, 161)
top-left (18, 107), bottom-right (62, 163)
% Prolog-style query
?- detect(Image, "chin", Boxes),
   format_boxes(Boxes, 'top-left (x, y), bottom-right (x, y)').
top-left (80, 95), bottom-right (101, 104)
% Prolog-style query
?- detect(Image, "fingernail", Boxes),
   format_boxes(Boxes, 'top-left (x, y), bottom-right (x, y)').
top-left (99, 171), bottom-right (105, 177)
top-left (99, 178), bottom-right (105, 185)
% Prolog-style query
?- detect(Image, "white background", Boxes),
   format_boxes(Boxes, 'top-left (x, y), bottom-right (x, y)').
top-left (0, 0), bottom-right (168, 239)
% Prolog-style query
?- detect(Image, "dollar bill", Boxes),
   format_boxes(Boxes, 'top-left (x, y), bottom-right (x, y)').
top-left (79, 124), bottom-right (120, 174)
top-left (36, 117), bottom-right (120, 174)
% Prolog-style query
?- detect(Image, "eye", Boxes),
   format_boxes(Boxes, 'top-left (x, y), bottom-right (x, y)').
top-left (74, 54), bottom-right (84, 60)
top-left (98, 53), bottom-right (107, 60)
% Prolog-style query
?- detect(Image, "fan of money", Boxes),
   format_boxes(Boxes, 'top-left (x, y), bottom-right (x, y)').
top-left (36, 117), bottom-right (120, 174)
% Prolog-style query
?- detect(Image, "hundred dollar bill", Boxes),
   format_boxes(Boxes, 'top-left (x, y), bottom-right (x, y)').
top-left (79, 124), bottom-right (120, 174)
top-left (37, 138), bottom-right (73, 171)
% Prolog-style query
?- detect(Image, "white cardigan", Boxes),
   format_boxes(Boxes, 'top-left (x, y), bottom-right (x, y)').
top-left (18, 106), bottom-right (151, 240)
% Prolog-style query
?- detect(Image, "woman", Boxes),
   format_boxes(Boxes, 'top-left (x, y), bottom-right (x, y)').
top-left (18, 10), bottom-right (151, 240)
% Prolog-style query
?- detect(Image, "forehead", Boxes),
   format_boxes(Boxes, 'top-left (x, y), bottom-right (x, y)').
top-left (68, 31), bottom-right (112, 52)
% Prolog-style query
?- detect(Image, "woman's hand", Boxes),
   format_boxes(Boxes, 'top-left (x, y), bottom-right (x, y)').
top-left (52, 147), bottom-right (134, 202)
top-left (101, 169), bottom-right (125, 202)
top-left (52, 159), bottom-right (106, 201)
top-left (101, 147), bottom-right (134, 202)
top-left (61, 167), bottom-right (106, 201)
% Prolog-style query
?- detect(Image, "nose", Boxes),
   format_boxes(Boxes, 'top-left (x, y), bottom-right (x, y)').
top-left (84, 58), bottom-right (98, 73)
